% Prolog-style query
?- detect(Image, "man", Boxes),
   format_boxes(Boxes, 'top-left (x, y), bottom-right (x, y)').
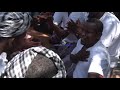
top-left (88, 12), bottom-right (120, 69)
top-left (69, 19), bottom-right (110, 78)
top-left (0, 12), bottom-right (31, 75)
top-left (3, 12), bottom-right (42, 60)
top-left (1, 46), bottom-right (66, 78)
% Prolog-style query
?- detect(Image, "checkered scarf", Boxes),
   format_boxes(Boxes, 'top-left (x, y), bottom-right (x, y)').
top-left (1, 46), bottom-right (66, 78)
top-left (0, 12), bottom-right (31, 37)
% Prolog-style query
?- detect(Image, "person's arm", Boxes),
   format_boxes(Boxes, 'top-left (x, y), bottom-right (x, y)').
top-left (88, 49), bottom-right (110, 78)
top-left (88, 72), bottom-right (104, 78)
top-left (12, 32), bottom-right (41, 52)
top-left (100, 19), bottom-right (120, 48)
top-left (50, 24), bottom-right (69, 39)
top-left (70, 46), bottom-right (89, 63)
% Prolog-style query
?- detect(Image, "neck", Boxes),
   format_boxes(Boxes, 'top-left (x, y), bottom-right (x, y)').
top-left (0, 42), bottom-right (7, 54)
top-left (0, 38), bottom-right (12, 54)
top-left (85, 40), bottom-right (99, 48)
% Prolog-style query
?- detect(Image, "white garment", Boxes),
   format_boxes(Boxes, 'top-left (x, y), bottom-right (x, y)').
top-left (0, 52), bottom-right (8, 76)
top-left (62, 33), bottom-right (78, 43)
top-left (71, 39), bottom-right (83, 54)
top-left (73, 41), bottom-right (110, 78)
top-left (53, 12), bottom-right (69, 29)
top-left (100, 12), bottom-right (120, 68)
top-left (69, 12), bottom-right (89, 23)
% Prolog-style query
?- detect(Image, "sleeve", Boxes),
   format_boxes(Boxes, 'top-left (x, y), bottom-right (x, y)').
top-left (62, 12), bottom-right (69, 27)
top-left (71, 39), bottom-right (83, 55)
top-left (88, 51), bottom-right (110, 77)
top-left (88, 54), bottom-right (104, 76)
top-left (100, 18), bottom-right (120, 48)
top-left (71, 39), bottom-right (83, 54)
top-left (53, 12), bottom-right (63, 25)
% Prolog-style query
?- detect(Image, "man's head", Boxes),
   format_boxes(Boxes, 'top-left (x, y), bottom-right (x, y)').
top-left (0, 12), bottom-right (32, 53)
top-left (88, 12), bottom-right (105, 19)
top-left (0, 12), bottom-right (31, 38)
top-left (1, 46), bottom-right (66, 78)
top-left (80, 18), bottom-right (103, 47)
top-left (25, 54), bottom-right (57, 78)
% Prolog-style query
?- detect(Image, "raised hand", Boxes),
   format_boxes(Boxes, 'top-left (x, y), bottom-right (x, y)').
top-left (66, 19), bottom-right (77, 33)
top-left (12, 33), bottom-right (41, 52)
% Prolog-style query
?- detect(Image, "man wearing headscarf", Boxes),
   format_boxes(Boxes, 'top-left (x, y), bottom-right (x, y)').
top-left (0, 12), bottom-right (31, 75)
top-left (0, 12), bottom-right (66, 78)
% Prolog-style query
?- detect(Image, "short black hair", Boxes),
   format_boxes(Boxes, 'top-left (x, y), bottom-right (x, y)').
top-left (25, 54), bottom-right (57, 78)
top-left (87, 18), bottom-right (103, 34)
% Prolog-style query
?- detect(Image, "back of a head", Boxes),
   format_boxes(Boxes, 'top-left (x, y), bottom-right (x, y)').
top-left (1, 46), bottom-right (66, 78)
top-left (25, 54), bottom-right (58, 78)
top-left (0, 12), bottom-right (31, 38)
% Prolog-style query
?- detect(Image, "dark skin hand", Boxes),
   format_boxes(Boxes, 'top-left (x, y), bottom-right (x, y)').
top-left (42, 13), bottom-right (70, 39)
top-left (33, 12), bottom-right (54, 25)
top-left (67, 19), bottom-right (77, 33)
top-left (70, 46), bottom-right (90, 64)
top-left (88, 72), bottom-right (104, 78)
top-left (66, 19), bottom-right (84, 39)
top-left (34, 13), bottom-right (75, 41)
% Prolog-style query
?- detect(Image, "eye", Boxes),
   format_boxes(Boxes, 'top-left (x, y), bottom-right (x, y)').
top-left (7, 17), bottom-right (13, 20)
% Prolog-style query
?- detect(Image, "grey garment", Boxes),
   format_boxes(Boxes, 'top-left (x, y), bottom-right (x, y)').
top-left (57, 42), bottom-right (77, 59)
top-left (0, 12), bottom-right (31, 37)
top-left (62, 55), bottom-right (76, 77)
top-left (25, 54), bottom-right (58, 78)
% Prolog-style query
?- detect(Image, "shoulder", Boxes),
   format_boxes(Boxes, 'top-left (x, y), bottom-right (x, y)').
top-left (5, 46), bottom-right (66, 78)
top-left (90, 42), bottom-right (110, 60)
top-left (101, 12), bottom-right (119, 24)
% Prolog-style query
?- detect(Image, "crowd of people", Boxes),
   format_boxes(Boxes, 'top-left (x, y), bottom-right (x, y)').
top-left (0, 12), bottom-right (120, 78)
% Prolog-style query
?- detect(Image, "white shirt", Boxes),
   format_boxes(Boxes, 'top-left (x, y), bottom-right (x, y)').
top-left (100, 12), bottom-right (120, 68)
top-left (53, 12), bottom-right (69, 29)
top-left (69, 12), bottom-right (89, 23)
top-left (72, 40), bottom-right (110, 78)
top-left (0, 52), bottom-right (8, 76)
top-left (62, 33), bottom-right (78, 43)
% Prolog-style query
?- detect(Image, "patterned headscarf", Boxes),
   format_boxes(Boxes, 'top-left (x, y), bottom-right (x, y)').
top-left (0, 12), bottom-right (31, 37)
top-left (0, 46), bottom-right (66, 78)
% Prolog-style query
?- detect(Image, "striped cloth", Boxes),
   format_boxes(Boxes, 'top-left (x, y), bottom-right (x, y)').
top-left (0, 12), bottom-right (31, 37)
top-left (1, 46), bottom-right (66, 78)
